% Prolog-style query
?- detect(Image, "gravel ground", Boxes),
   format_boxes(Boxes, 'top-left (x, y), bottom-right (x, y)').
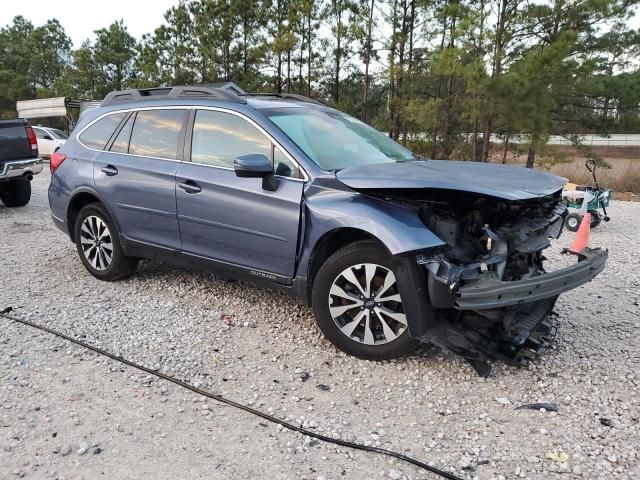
top-left (0, 169), bottom-right (639, 480)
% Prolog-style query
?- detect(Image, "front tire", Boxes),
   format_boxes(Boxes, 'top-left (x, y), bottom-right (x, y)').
top-left (311, 241), bottom-right (417, 360)
top-left (0, 177), bottom-right (31, 207)
top-left (74, 203), bottom-right (138, 281)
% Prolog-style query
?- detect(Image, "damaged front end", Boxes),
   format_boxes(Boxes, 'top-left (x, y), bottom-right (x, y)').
top-left (381, 188), bottom-right (608, 375)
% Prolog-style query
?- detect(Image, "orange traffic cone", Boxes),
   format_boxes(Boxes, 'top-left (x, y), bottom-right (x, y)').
top-left (568, 212), bottom-right (591, 254)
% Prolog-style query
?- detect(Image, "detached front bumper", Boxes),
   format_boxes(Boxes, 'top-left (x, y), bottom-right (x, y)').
top-left (424, 248), bottom-right (608, 311)
top-left (455, 248), bottom-right (608, 309)
top-left (393, 247), bottom-right (608, 373)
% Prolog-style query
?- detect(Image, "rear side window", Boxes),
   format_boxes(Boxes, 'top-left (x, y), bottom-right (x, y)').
top-left (191, 110), bottom-right (271, 168)
top-left (128, 110), bottom-right (186, 160)
top-left (79, 113), bottom-right (126, 150)
top-left (110, 113), bottom-right (135, 154)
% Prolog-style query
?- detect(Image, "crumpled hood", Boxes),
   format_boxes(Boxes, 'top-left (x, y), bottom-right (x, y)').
top-left (336, 160), bottom-right (567, 201)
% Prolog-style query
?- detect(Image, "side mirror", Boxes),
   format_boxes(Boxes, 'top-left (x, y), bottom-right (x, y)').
top-left (234, 154), bottom-right (279, 191)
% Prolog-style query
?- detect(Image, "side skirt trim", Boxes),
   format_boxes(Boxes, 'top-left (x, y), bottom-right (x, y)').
top-left (120, 235), bottom-right (293, 287)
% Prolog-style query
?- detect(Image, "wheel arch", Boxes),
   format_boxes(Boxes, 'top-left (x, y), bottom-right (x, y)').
top-left (306, 228), bottom-right (388, 298)
top-left (66, 188), bottom-right (118, 242)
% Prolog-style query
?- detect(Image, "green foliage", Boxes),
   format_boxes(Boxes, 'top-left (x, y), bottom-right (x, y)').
top-left (0, 16), bottom-right (72, 116)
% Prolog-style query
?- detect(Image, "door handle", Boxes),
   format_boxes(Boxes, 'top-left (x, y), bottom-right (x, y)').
top-left (177, 180), bottom-right (202, 194)
top-left (101, 165), bottom-right (118, 176)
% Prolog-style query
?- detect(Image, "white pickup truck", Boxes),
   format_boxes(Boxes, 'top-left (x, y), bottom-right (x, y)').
top-left (0, 119), bottom-right (43, 207)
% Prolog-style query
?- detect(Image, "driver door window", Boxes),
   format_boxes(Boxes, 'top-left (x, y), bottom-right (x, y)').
top-left (191, 110), bottom-right (271, 168)
top-left (191, 110), bottom-right (301, 179)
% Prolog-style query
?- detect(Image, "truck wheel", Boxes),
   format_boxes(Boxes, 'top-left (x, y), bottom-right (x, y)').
top-left (311, 241), bottom-right (417, 360)
top-left (0, 177), bottom-right (31, 207)
top-left (565, 213), bottom-right (582, 232)
top-left (589, 210), bottom-right (601, 228)
top-left (74, 203), bottom-right (138, 281)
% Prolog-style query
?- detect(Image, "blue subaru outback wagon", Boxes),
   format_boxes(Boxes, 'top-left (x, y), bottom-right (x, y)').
top-left (49, 86), bottom-right (607, 373)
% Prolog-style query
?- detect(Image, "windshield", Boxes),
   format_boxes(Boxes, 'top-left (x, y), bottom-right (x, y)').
top-left (263, 107), bottom-right (415, 170)
top-left (48, 128), bottom-right (68, 139)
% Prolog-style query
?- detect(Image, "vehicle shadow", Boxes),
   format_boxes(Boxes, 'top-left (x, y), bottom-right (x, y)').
top-left (131, 260), bottom-right (443, 364)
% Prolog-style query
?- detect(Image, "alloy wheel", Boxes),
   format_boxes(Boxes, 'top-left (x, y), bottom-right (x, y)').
top-left (80, 215), bottom-right (113, 271)
top-left (328, 263), bottom-right (407, 345)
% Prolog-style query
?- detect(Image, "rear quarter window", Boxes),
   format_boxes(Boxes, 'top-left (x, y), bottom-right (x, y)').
top-left (78, 113), bottom-right (127, 150)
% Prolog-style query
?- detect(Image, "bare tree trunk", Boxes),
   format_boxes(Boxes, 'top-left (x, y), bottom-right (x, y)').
top-left (388, 0), bottom-right (398, 138)
top-left (481, 117), bottom-right (492, 162)
top-left (434, 6), bottom-right (448, 156)
top-left (501, 134), bottom-right (510, 164)
top-left (276, 53), bottom-right (282, 92)
top-left (431, 131), bottom-right (437, 158)
top-left (287, 49), bottom-right (291, 93)
top-left (363, 0), bottom-right (375, 122)
top-left (335, 10), bottom-right (341, 104)
top-left (299, 23), bottom-right (304, 94)
top-left (275, 0), bottom-right (283, 93)
top-left (329, 0), bottom-right (346, 105)
top-left (472, 118), bottom-right (478, 161)
top-left (526, 144), bottom-right (536, 168)
top-left (224, 41), bottom-right (230, 81)
top-left (472, 0), bottom-right (485, 161)
top-left (602, 58), bottom-right (616, 121)
top-left (481, 0), bottom-right (508, 162)
top-left (307, 11), bottom-right (312, 97)
top-left (400, 0), bottom-right (415, 143)
top-left (442, 4), bottom-right (457, 158)
top-left (243, 18), bottom-right (248, 78)
top-left (392, 0), bottom-right (409, 141)
top-left (408, 0), bottom-right (415, 72)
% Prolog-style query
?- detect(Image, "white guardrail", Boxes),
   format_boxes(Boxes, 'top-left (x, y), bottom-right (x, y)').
top-left (491, 134), bottom-right (640, 147)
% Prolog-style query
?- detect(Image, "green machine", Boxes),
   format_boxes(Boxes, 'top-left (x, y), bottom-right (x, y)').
top-left (562, 160), bottom-right (612, 232)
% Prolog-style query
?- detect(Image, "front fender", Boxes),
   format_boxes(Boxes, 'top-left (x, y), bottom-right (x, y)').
top-left (304, 189), bottom-right (445, 256)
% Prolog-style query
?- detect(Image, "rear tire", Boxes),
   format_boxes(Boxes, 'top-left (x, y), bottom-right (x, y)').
top-left (74, 203), bottom-right (138, 281)
top-left (311, 241), bottom-right (417, 360)
top-left (0, 177), bottom-right (31, 207)
top-left (589, 210), bottom-right (601, 228)
top-left (565, 213), bottom-right (582, 232)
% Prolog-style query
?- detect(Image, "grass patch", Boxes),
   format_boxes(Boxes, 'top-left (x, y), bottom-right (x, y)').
top-left (493, 146), bottom-right (640, 194)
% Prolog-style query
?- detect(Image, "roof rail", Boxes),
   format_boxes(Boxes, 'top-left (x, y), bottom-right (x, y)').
top-left (242, 92), bottom-right (323, 105)
top-left (101, 86), bottom-right (246, 106)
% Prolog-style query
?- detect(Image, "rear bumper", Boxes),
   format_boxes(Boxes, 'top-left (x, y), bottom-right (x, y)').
top-left (0, 158), bottom-right (43, 180)
top-left (51, 213), bottom-right (69, 236)
top-left (453, 248), bottom-right (608, 310)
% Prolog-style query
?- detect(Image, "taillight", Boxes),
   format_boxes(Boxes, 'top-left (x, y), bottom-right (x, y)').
top-left (25, 125), bottom-right (38, 155)
top-left (50, 152), bottom-right (66, 174)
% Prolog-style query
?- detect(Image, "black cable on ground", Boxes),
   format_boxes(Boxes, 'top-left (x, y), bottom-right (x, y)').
top-left (0, 308), bottom-right (464, 480)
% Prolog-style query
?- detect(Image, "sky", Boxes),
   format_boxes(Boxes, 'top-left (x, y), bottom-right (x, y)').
top-left (1, 0), bottom-right (639, 48)
top-left (0, 0), bottom-right (178, 47)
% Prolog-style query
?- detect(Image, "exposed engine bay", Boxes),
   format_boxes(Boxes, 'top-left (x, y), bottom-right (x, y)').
top-left (369, 188), bottom-right (607, 375)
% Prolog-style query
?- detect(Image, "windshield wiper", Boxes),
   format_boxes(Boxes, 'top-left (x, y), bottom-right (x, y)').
top-left (395, 155), bottom-right (426, 163)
